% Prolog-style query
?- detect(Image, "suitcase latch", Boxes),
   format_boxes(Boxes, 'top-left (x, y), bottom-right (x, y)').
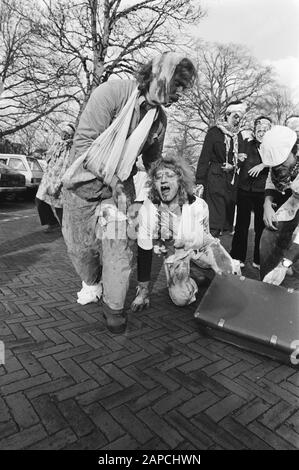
top-left (270, 335), bottom-right (278, 345)
top-left (218, 318), bottom-right (225, 328)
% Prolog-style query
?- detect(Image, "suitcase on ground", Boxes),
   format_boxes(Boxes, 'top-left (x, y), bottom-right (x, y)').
top-left (194, 274), bottom-right (299, 368)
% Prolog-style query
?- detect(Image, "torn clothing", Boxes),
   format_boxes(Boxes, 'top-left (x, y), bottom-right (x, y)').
top-left (62, 191), bottom-right (133, 310)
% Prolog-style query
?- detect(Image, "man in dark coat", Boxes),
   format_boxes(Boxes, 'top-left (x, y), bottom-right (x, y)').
top-left (196, 101), bottom-right (247, 237)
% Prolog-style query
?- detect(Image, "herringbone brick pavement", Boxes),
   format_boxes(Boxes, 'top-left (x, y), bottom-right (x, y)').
top-left (0, 201), bottom-right (298, 450)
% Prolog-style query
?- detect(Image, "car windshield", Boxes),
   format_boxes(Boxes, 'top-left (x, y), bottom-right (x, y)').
top-left (0, 162), bottom-right (9, 170)
top-left (8, 158), bottom-right (27, 171)
top-left (27, 157), bottom-right (42, 171)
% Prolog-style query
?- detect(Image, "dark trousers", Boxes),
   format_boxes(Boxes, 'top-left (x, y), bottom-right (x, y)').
top-left (36, 197), bottom-right (63, 226)
top-left (230, 189), bottom-right (264, 264)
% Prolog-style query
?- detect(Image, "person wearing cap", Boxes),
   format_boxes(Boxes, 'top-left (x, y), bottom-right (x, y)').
top-left (36, 122), bottom-right (75, 232)
top-left (230, 116), bottom-right (272, 269)
top-left (259, 125), bottom-right (299, 284)
top-left (195, 101), bottom-right (247, 237)
top-left (61, 52), bottom-right (197, 334)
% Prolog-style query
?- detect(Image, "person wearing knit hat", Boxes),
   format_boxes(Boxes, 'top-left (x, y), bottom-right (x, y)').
top-left (195, 100), bottom-right (247, 237)
top-left (259, 125), bottom-right (299, 285)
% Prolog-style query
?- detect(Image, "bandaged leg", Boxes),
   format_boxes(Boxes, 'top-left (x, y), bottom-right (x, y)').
top-left (98, 200), bottom-right (133, 311)
top-left (63, 190), bottom-right (103, 303)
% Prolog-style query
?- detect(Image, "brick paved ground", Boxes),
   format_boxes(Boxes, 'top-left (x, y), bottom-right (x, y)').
top-left (0, 201), bottom-right (298, 450)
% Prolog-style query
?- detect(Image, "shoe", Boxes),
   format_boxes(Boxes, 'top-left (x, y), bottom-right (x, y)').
top-left (101, 301), bottom-right (127, 334)
top-left (43, 224), bottom-right (60, 233)
top-left (252, 262), bottom-right (260, 269)
top-left (77, 281), bottom-right (102, 305)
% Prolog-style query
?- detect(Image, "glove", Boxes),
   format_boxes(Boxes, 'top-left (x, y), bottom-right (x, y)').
top-left (263, 263), bottom-right (288, 286)
top-left (131, 281), bottom-right (150, 312)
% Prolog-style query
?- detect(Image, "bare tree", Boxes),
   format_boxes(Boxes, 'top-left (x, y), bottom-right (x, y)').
top-left (163, 41), bottom-right (275, 163)
top-left (256, 85), bottom-right (299, 124)
top-left (0, 0), bottom-right (79, 143)
top-left (0, 0), bottom-right (204, 144)
top-left (175, 41), bottom-right (274, 130)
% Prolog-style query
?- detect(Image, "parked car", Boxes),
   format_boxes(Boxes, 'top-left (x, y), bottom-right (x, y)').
top-left (0, 161), bottom-right (26, 199)
top-left (0, 154), bottom-right (44, 192)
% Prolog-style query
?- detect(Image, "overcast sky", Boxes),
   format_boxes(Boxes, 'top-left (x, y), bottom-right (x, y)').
top-left (196, 0), bottom-right (299, 100)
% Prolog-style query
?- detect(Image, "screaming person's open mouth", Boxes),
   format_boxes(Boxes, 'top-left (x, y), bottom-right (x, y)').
top-left (161, 184), bottom-right (170, 196)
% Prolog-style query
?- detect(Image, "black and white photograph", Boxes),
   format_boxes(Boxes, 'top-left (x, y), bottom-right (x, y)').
top-left (0, 0), bottom-right (298, 456)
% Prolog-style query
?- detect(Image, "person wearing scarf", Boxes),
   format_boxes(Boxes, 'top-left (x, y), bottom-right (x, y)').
top-left (258, 126), bottom-right (299, 285)
top-left (62, 52), bottom-right (196, 334)
top-left (195, 101), bottom-right (247, 237)
top-left (130, 156), bottom-right (240, 312)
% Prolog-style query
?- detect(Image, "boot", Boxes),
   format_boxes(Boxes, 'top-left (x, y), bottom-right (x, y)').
top-left (131, 281), bottom-right (150, 312)
top-left (101, 300), bottom-right (127, 334)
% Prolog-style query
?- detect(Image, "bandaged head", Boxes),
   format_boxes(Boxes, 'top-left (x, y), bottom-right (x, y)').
top-left (224, 101), bottom-right (247, 130)
top-left (226, 102), bottom-right (247, 116)
top-left (139, 52), bottom-right (196, 106)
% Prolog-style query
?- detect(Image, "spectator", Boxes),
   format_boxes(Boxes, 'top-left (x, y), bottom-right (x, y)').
top-left (36, 123), bottom-right (75, 232)
top-left (61, 52), bottom-right (197, 334)
top-left (230, 116), bottom-right (272, 268)
top-left (259, 125), bottom-right (298, 282)
top-left (195, 101), bottom-right (247, 237)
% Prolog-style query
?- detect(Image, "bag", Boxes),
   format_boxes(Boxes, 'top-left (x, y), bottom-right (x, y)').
top-left (62, 150), bottom-right (96, 191)
top-left (194, 273), bottom-right (299, 367)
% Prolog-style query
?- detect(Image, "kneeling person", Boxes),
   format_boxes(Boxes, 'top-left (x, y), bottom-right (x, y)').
top-left (131, 156), bottom-right (240, 311)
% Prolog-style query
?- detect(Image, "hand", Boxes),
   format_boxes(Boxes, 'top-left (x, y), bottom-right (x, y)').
top-left (221, 162), bottom-right (234, 172)
top-left (174, 239), bottom-right (185, 249)
top-left (131, 282), bottom-right (150, 312)
top-left (248, 163), bottom-right (265, 177)
top-left (112, 181), bottom-right (131, 214)
top-left (263, 263), bottom-right (288, 286)
top-left (238, 153), bottom-right (247, 162)
top-left (263, 202), bottom-right (278, 230)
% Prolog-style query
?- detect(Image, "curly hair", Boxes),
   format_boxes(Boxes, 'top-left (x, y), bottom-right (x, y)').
top-left (147, 156), bottom-right (195, 206)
